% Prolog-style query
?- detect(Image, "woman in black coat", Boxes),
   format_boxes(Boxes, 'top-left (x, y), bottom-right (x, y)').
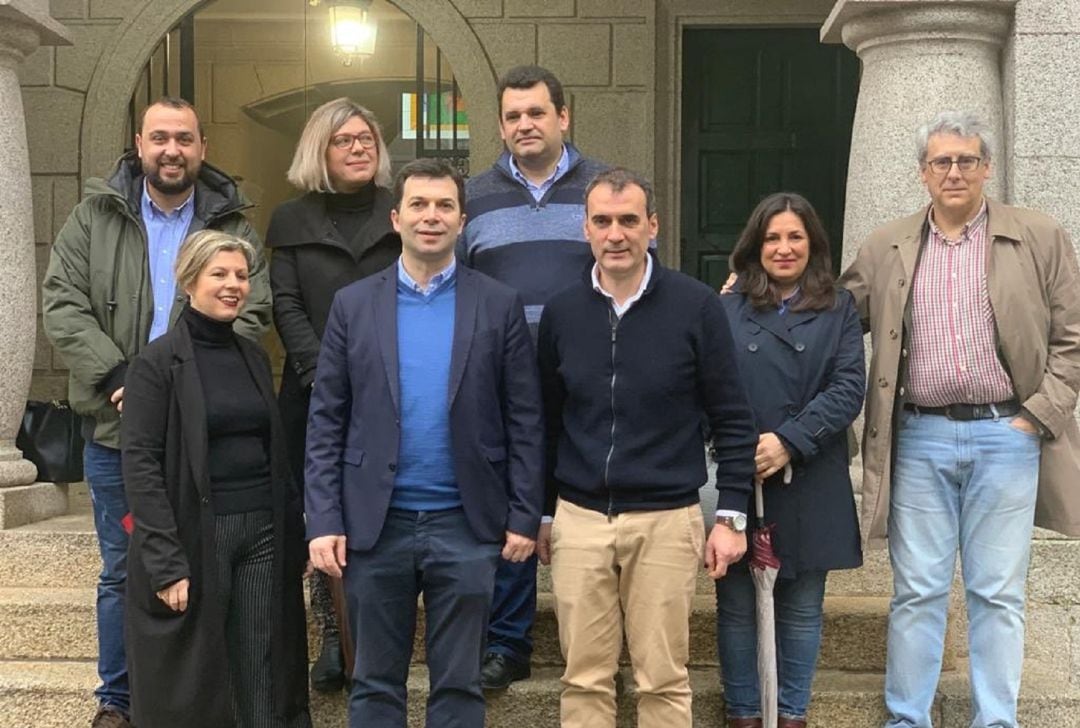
top-left (717, 193), bottom-right (865, 728)
top-left (122, 230), bottom-right (310, 728)
top-left (265, 97), bottom-right (401, 690)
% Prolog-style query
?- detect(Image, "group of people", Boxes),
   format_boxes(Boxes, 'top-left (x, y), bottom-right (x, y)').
top-left (39, 61), bottom-right (1080, 728)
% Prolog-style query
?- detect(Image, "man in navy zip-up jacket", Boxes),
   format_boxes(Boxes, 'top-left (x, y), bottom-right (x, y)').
top-left (536, 168), bottom-right (757, 728)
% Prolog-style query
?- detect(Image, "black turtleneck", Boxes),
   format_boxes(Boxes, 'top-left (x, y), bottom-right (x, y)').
top-left (183, 306), bottom-right (273, 514)
top-left (325, 183), bottom-right (376, 252)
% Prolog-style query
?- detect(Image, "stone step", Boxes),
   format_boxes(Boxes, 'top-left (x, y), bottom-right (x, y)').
top-left (0, 587), bottom-right (954, 676)
top-left (8, 498), bottom-right (1074, 605)
top-left (0, 482), bottom-right (69, 529)
top-left (0, 588), bottom-right (97, 660)
top-left (0, 491), bottom-right (97, 589)
top-left (3, 659), bottom-right (1076, 728)
top-left (0, 487), bottom-right (902, 598)
top-left (410, 594), bottom-right (951, 673)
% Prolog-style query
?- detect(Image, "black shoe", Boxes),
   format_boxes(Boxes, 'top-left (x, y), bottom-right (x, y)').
top-left (310, 632), bottom-right (345, 693)
top-left (479, 652), bottom-right (530, 690)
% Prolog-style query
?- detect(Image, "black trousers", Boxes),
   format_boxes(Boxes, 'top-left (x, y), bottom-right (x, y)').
top-left (215, 511), bottom-right (312, 728)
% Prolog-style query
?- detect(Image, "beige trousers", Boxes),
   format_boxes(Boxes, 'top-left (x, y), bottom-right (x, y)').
top-left (550, 498), bottom-right (705, 728)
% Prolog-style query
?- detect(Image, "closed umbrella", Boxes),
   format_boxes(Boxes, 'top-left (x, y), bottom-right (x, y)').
top-left (749, 464), bottom-right (789, 728)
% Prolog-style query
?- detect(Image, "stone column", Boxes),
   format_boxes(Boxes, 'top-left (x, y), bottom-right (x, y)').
top-left (0, 1), bottom-right (71, 527)
top-left (822, 0), bottom-right (1016, 269)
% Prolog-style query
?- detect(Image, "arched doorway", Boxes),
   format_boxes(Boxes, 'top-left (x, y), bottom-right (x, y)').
top-left (82, 0), bottom-right (499, 370)
top-left (80, 0), bottom-right (500, 186)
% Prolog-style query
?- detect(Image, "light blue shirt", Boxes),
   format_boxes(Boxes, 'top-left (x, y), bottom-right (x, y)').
top-left (397, 257), bottom-right (457, 297)
top-left (778, 287), bottom-right (801, 316)
top-left (508, 144), bottom-right (571, 202)
top-left (141, 182), bottom-right (195, 342)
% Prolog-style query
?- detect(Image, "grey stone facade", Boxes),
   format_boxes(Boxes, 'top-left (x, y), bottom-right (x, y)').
top-left (3, 0), bottom-right (1079, 702)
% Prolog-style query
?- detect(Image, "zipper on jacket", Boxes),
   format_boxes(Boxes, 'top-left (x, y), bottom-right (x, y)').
top-left (133, 218), bottom-right (150, 346)
top-left (603, 306), bottom-right (618, 521)
top-left (115, 201), bottom-right (150, 348)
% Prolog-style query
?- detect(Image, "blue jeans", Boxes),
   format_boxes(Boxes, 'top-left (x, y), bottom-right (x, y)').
top-left (343, 508), bottom-right (501, 728)
top-left (715, 567), bottom-right (827, 720)
top-left (84, 441), bottom-right (130, 713)
top-left (885, 410), bottom-right (1040, 728)
top-left (486, 555), bottom-right (537, 663)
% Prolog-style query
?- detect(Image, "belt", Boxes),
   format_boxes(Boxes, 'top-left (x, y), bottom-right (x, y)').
top-left (903, 399), bottom-right (1021, 421)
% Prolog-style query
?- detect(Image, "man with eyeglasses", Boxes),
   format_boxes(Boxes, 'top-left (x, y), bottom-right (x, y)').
top-left (841, 110), bottom-right (1080, 728)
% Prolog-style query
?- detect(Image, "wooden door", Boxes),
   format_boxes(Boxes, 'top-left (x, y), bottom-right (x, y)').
top-left (680, 29), bottom-right (859, 287)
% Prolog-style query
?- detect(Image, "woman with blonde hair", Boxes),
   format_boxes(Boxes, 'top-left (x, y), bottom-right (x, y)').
top-left (266, 97), bottom-right (401, 690)
top-left (122, 229), bottom-right (311, 727)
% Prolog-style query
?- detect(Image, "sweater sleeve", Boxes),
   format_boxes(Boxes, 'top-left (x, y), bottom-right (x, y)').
top-left (537, 306), bottom-right (565, 517)
top-left (698, 293), bottom-right (758, 512)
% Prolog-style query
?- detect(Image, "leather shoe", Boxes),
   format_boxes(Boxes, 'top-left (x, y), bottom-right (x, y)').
top-left (479, 652), bottom-right (530, 690)
top-left (91, 707), bottom-right (132, 728)
top-left (778, 720), bottom-right (807, 728)
top-left (727, 719), bottom-right (763, 728)
top-left (310, 632), bottom-right (345, 692)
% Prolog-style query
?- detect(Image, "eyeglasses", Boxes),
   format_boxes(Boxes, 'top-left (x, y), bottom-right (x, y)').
top-left (330, 133), bottom-right (377, 150)
top-left (925, 155), bottom-right (983, 175)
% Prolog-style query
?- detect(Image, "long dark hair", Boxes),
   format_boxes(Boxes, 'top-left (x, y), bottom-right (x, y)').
top-left (730, 192), bottom-right (836, 312)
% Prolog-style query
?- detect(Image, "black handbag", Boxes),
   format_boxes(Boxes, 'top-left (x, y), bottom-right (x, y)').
top-left (16, 400), bottom-right (85, 483)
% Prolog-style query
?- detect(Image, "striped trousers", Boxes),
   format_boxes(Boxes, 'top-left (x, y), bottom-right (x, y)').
top-left (215, 510), bottom-right (312, 728)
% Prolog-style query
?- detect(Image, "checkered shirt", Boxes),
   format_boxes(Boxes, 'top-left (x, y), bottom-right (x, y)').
top-left (907, 202), bottom-right (1015, 407)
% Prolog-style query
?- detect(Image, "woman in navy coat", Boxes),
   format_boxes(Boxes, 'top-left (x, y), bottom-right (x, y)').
top-left (717, 193), bottom-right (865, 728)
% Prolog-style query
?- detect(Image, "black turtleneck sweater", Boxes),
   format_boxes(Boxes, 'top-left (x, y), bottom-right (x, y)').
top-left (325, 183), bottom-right (376, 252)
top-left (183, 306), bottom-right (273, 514)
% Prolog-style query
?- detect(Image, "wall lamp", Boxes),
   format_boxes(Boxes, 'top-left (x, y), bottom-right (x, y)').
top-left (310, 0), bottom-right (378, 66)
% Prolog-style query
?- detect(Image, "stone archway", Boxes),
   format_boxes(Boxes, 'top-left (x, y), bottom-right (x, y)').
top-left (80, 0), bottom-right (501, 180)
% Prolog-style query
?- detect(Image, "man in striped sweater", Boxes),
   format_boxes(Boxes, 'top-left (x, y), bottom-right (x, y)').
top-left (457, 65), bottom-right (608, 690)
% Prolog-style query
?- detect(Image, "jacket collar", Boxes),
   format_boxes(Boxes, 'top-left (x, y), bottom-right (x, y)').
top-left (87, 150), bottom-right (252, 223)
top-left (744, 300), bottom-right (820, 349)
top-left (895, 197), bottom-right (1021, 247)
top-left (580, 249), bottom-right (664, 298)
top-left (892, 196), bottom-right (1021, 279)
top-left (494, 141), bottom-right (585, 180)
top-left (371, 262), bottom-right (480, 415)
top-left (267, 187), bottom-right (397, 257)
top-left (890, 206), bottom-right (930, 283)
top-left (985, 197), bottom-right (1025, 243)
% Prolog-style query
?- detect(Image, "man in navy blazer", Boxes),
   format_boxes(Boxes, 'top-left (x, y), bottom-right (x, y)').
top-left (305, 158), bottom-right (543, 728)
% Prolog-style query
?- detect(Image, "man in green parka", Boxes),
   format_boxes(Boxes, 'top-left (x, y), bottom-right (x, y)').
top-left (41, 96), bottom-right (270, 728)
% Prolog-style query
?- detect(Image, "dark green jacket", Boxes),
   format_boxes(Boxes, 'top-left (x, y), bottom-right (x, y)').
top-left (42, 152), bottom-right (272, 448)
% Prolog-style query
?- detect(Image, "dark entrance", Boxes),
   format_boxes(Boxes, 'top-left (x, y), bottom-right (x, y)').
top-left (680, 28), bottom-right (859, 287)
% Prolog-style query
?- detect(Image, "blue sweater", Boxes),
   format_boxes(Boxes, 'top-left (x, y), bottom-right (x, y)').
top-left (457, 144), bottom-right (609, 331)
top-left (391, 276), bottom-right (460, 511)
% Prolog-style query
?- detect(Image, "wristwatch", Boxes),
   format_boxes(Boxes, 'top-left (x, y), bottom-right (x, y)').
top-left (716, 514), bottom-right (748, 533)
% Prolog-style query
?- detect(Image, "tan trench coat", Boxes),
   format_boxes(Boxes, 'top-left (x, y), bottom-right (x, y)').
top-left (840, 198), bottom-right (1080, 548)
